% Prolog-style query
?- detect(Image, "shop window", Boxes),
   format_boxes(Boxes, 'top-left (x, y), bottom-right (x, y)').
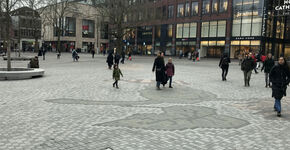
top-left (177, 3), bottom-right (184, 17)
top-left (190, 23), bottom-right (197, 38)
top-left (241, 17), bottom-right (252, 36)
top-left (201, 22), bottom-right (209, 37)
top-left (82, 19), bottom-right (95, 38)
top-left (218, 21), bottom-right (226, 37)
top-left (183, 23), bottom-right (190, 38)
top-left (176, 24), bottom-right (183, 38)
top-left (185, 2), bottom-right (190, 17)
top-left (212, 0), bottom-right (218, 13)
top-left (191, 2), bottom-right (198, 16)
top-left (209, 21), bottom-right (217, 37)
top-left (219, 0), bottom-right (228, 12)
top-left (202, 0), bottom-right (210, 14)
top-left (251, 17), bottom-right (262, 36)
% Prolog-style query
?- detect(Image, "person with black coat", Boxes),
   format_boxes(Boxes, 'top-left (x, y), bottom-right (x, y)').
top-left (152, 52), bottom-right (165, 90)
top-left (241, 53), bottom-right (256, 87)
top-left (114, 53), bottom-right (120, 65)
top-left (269, 57), bottom-right (290, 117)
top-left (106, 52), bottom-right (114, 69)
top-left (219, 53), bottom-right (231, 81)
top-left (261, 53), bottom-right (275, 88)
top-left (121, 51), bottom-right (125, 64)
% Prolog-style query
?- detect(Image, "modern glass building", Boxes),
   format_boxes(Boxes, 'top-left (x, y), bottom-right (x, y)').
top-left (124, 0), bottom-right (290, 59)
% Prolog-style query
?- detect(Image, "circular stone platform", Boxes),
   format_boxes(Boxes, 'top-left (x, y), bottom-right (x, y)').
top-left (0, 68), bottom-right (45, 80)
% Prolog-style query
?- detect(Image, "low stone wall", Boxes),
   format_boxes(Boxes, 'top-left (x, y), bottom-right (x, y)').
top-left (2, 56), bottom-right (33, 61)
top-left (0, 68), bottom-right (45, 80)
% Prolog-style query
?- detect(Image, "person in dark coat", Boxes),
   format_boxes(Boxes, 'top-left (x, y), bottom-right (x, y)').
top-left (152, 52), bottom-right (165, 90)
top-left (114, 53), bottom-right (120, 65)
top-left (166, 58), bottom-right (175, 88)
top-left (160, 52), bottom-right (167, 87)
top-left (261, 53), bottom-right (275, 88)
top-left (106, 52), bottom-right (114, 69)
top-left (241, 53), bottom-right (256, 87)
top-left (29, 56), bottom-right (39, 68)
top-left (112, 64), bottom-right (123, 89)
top-left (121, 51), bottom-right (125, 64)
top-left (91, 49), bottom-right (95, 58)
top-left (269, 57), bottom-right (290, 117)
top-left (219, 53), bottom-right (231, 81)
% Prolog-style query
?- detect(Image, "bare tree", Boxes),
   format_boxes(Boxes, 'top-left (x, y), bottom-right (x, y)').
top-left (0, 0), bottom-right (21, 71)
top-left (94, 0), bottom-right (143, 54)
top-left (40, 0), bottom-right (79, 54)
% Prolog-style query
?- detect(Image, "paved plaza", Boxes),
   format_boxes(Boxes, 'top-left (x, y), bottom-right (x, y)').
top-left (1, 52), bottom-right (290, 150)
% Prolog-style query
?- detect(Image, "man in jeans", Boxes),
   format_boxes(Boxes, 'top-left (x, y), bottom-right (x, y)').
top-left (261, 53), bottom-right (275, 88)
top-left (241, 53), bottom-right (256, 87)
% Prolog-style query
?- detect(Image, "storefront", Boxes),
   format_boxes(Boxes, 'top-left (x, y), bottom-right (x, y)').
top-left (176, 40), bottom-right (196, 57)
top-left (137, 26), bottom-right (153, 55)
top-left (200, 40), bottom-right (225, 58)
top-left (230, 37), bottom-right (261, 59)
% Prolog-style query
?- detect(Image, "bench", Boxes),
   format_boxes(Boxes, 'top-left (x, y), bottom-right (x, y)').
top-left (3, 56), bottom-right (33, 61)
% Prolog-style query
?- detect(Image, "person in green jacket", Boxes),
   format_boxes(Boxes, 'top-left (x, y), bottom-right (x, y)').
top-left (113, 64), bottom-right (123, 89)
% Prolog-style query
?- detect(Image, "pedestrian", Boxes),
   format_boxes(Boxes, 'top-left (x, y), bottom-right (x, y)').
top-left (152, 52), bottom-right (165, 90)
top-left (72, 49), bottom-right (79, 61)
top-left (91, 49), bottom-right (95, 58)
top-left (261, 53), bottom-right (275, 88)
top-left (114, 53), bottom-right (120, 65)
top-left (106, 52), bottom-right (114, 69)
top-left (166, 58), bottom-right (175, 88)
top-left (269, 57), bottom-right (290, 117)
top-left (121, 51), bottom-right (125, 64)
top-left (238, 52), bottom-right (243, 65)
top-left (251, 53), bottom-right (258, 74)
top-left (112, 64), bottom-right (123, 89)
top-left (42, 47), bottom-right (46, 60)
top-left (260, 54), bottom-right (267, 69)
top-left (28, 56), bottom-right (39, 68)
top-left (128, 51), bottom-right (132, 61)
top-left (241, 53), bottom-right (256, 87)
top-left (160, 52), bottom-right (167, 87)
top-left (219, 53), bottom-right (231, 81)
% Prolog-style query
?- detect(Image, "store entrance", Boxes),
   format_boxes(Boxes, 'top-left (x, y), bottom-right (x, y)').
top-left (207, 46), bottom-right (224, 58)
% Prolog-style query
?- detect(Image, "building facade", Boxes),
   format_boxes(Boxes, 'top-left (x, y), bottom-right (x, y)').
top-left (124, 0), bottom-right (290, 59)
top-left (41, 2), bottom-right (109, 53)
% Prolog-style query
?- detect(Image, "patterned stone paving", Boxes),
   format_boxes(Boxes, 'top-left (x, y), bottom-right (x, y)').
top-left (1, 53), bottom-right (290, 149)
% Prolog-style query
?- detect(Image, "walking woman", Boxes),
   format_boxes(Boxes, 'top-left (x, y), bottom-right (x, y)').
top-left (106, 52), bottom-right (114, 69)
top-left (112, 64), bottom-right (123, 89)
top-left (270, 57), bottom-right (290, 117)
top-left (219, 53), bottom-right (231, 81)
top-left (152, 52), bottom-right (165, 90)
top-left (261, 53), bottom-right (274, 88)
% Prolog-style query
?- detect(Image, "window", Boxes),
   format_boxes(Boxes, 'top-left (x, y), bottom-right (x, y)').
top-left (251, 17), bottom-right (262, 36)
top-left (209, 21), bottom-right (217, 37)
top-left (167, 24), bottom-right (173, 38)
top-left (82, 19), bottom-right (95, 38)
top-left (218, 20), bottom-right (226, 37)
top-left (101, 23), bottom-right (108, 39)
top-left (190, 23), bottom-right (197, 38)
top-left (202, 22), bottom-right (209, 37)
top-left (185, 2), bottom-right (190, 17)
top-left (183, 23), bottom-right (190, 38)
top-left (191, 2), bottom-right (198, 16)
top-left (65, 17), bottom-right (76, 37)
top-left (168, 5), bottom-right (174, 18)
top-left (202, 0), bottom-right (210, 14)
top-left (176, 24), bottom-right (183, 38)
top-left (219, 0), bottom-right (228, 13)
top-left (177, 3), bottom-right (184, 17)
top-left (241, 16), bottom-right (252, 36)
top-left (212, 0), bottom-right (218, 13)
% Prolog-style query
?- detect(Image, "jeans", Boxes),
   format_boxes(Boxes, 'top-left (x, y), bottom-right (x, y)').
top-left (265, 73), bottom-right (270, 85)
top-left (113, 80), bottom-right (118, 87)
top-left (156, 81), bottom-right (161, 88)
top-left (168, 76), bottom-right (172, 87)
top-left (243, 71), bottom-right (252, 86)
top-left (274, 99), bottom-right (281, 112)
top-left (222, 66), bottom-right (229, 80)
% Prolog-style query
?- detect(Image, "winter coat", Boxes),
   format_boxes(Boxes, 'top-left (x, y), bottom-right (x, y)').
top-left (152, 56), bottom-right (165, 82)
top-left (261, 55), bottom-right (266, 62)
top-left (262, 58), bottom-right (275, 73)
top-left (113, 68), bottom-right (123, 81)
top-left (72, 50), bottom-right (78, 58)
top-left (219, 56), bottom-right (231, 68)
top-left (270, 64), bottom-right (290, 99)
top-left (29, 58), bottom-right (39, 68)
top-left (107, 53), bottom-right (114, 65)
top-left (166, 63), bottom-right (175, 77)
top-left (241, 57), bottom-right (255, 72)
top-left (114, 54), bottom-right (120, 64)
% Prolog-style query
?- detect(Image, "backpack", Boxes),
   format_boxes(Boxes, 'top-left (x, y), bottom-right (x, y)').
top-left (221, 57), bottom-right (229, 65)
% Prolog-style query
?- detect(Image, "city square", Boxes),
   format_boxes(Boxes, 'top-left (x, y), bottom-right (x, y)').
top-left (1, 53), bottom-right (290, 149)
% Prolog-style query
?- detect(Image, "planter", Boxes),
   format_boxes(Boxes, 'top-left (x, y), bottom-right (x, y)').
top-left (0, 68), bottom-right (45, 80)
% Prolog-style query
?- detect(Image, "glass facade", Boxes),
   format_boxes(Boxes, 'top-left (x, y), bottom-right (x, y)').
top-left (202, 21), bottom-right (226, 38)
top-left (176, 22), bottom-right (197, 39)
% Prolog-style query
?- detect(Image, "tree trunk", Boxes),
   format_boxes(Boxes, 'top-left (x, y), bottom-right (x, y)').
top-left (6, 11), bottom-right (11, 71)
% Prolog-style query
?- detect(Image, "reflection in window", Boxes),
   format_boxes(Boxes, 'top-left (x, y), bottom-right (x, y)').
top-left (219, 0), bottom-right (228, 13)
top-left (202, 0), bottom-right (210, 14)
top-left (177, 3), bottom-right (184, 17)
top-left (185, 2), bottom-right (190, 17)
top-left (191, 2), bottom-right (198, 16)
top-left (212, 0), bottom-right (218, 13)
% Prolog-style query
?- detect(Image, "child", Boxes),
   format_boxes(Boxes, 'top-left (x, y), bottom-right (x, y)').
top-left (166, 58), bottom-right (175, 88)
top-left (113, 64), bottom-right (123, 89)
